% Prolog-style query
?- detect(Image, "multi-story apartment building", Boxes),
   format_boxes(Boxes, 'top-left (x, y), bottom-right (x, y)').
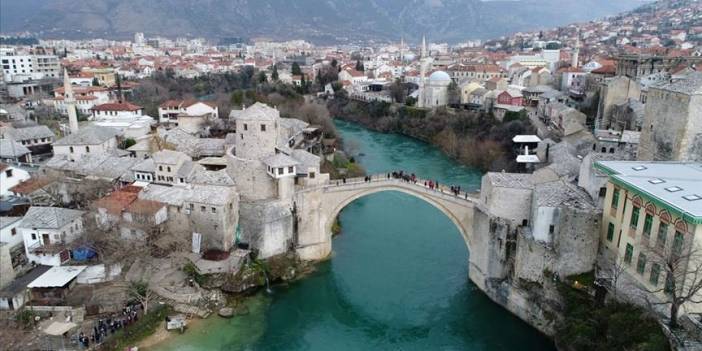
top-left (597, 161), bottom-right (702, 316)
top-left (0, 48), bottom-right (60, 83)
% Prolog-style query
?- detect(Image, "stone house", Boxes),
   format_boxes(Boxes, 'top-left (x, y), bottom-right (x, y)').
top-left (92, 186), bottom-right (167, 241)
top-left (2, 125), bottom-right (55, 155)
top-left (0, 139), bottom-right (32, 164)
top-left (52, 126), bottom-right (120, 162)
top-left (19, 206), bottom-right (85, 266)
top-left (0, 216), bottom-right (26, 288)
top-left (138, 183), bottom-right (239, 252)
top-left (638, 72), bottom-right (702, 162)
top-left (158, 99), bottom-right (219, 125)
top-left (0, 163), bottom-right (31, 197)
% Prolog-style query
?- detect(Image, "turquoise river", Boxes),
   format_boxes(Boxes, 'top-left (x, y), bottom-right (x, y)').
top-left (149, 120), bottom-right (555, 351)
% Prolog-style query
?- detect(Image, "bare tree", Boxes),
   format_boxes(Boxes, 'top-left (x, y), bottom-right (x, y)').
top-left (127, 280), bottom-right (155, 314)
top-left (598, 253), bottom-right (627, 300)
top-left (641, 236), bottom-right (702, 328)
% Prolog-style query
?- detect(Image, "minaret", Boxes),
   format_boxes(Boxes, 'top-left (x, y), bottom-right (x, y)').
top-left (399, 37), bottom-right (404, 61)
top-left (572, 33), bottom-right (581, 68)
top-left (63, 68), bottom-right (79, 134)
top-left (421, 35), bottom-right (427, 59)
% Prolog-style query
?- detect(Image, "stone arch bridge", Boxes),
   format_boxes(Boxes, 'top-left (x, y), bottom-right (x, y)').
top-left (294, 174), bottom-right (481, 261)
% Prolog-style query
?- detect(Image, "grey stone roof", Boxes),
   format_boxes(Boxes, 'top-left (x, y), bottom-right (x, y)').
top-left (139, 183), bottom-right (236, 206)
top-left (152, 150), bottom-right (191, 165)
top-left (236, 102), bottom-right (279, 121)
top-left (176, 160), bottom-right (203, 178)
top-left (53, 126), bottom-right (120, 146)
top-left (0, 139), bottom-right (31, 158)
top-left (291, 149), bottom-right (320, 170)
top-left (0, 265), bottom-right (51, 298)
top-left (188, 169), bottom-right (235, 186)
top-left (0, 216), bottom-right (22, 230)
top-left (45, 153), bottom-right (139, 180)
top-left (157, 128), bottom-right (225, 158)
top-left (5, 125), bottom-right (55, 141)
top-left (534, 180), bottom-right (594, 210)
top-left (485, 172), bottom-right (533, 189)
top-left (19, 206), bottom-right (84, 229)
top-left (263, 153), bottom-right (299, 168)
top-left (656, 72), bottom-right (702, 95)
top-left (131, 158), bottom-right (156, 173)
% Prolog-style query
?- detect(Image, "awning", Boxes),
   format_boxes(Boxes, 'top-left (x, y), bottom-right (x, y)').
top-left (43, 321), bottom-right (78, 336)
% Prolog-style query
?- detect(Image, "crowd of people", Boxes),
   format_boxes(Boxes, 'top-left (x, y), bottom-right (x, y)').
top-left (76, 303), bottom-right (142, 349)
top-left (334, 171), bottom-right (470, 200)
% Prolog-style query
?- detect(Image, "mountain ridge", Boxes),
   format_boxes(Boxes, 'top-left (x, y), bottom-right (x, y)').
top-left (0, 0), bottom-right (650, 43)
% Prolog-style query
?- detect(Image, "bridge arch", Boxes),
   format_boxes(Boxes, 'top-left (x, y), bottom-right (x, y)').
top-left (319, 180), bottom-right (477, 252)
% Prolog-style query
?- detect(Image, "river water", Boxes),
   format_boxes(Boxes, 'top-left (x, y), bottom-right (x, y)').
top-left (149, 120), bottom-right (555, 351)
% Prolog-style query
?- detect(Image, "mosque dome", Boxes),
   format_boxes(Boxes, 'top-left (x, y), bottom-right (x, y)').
top-left (429, 71), bottom-right (451, 84)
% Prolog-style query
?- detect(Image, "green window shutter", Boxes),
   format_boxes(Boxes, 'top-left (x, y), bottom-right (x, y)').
top-left (624, 243), bottom-right (634, 264)
top-left (643, 214), bottom-right (653, 237)
top-left (657, 223), bottom-right (668, 249)
top-left (607, 222), bottom-right (615, 241)
top-left (630, 206), bottom-right (640, 228)
top-left (612, 188), bottom-right (620, 209)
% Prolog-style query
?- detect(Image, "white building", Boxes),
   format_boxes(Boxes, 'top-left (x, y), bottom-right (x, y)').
top-left (0, 217), bottom-right (26, 289)
top-left (418, 71), bottom-right (451, 108)
top-left (0, 163), bottom-right (31, 197)
top-left (0, 48), bottom-right (60, 83)
top-left (19, 207), bottom-right (85, 266)
top-left (52, 126), bottom-right (120, 161)
top-left (158, 99), bottom-right (219, 125)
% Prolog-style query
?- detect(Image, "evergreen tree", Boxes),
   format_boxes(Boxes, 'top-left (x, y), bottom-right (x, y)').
top-left (257, 71), bottom-right (268, 84)
top-left (300, 74), bottom-right (307, 93)
top-left (92, 77), bottom-right (100, 86)
top-left (331, 59), bottom-right (338, 68)
top-left (355, 59), bottom-right (364, 72)
top-left (292, 62), bottom-right (302, 76)
top-left (271, 64), bottom-right (279, 81)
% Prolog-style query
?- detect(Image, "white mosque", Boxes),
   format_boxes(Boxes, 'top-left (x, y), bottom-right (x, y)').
top-left (416, 36), bottom-right (451, 108)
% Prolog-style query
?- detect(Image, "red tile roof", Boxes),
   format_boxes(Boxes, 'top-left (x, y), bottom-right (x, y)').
top-left (92, 102), bottom-right (143, 112)
top-left (9, 177), bottom-right (54, 195)
top-left (92, 190), bottom-right (139, 215)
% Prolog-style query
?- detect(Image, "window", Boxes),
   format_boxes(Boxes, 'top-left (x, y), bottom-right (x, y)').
top-left (11, 228), bottom-right (16, 236)
top-left (643, 214), bottom-right (653, 238)
top-left (612, 188), bottom-right (620, 209)
top-left (673, 231), bottom-right (684, 256)
top-left (159, 166), bottom-right (163, 171)
top-left (167, 167), bottom-right (171, 172)
top-left (31, 233), bottom-right (37, 240)
top-left (636, 252), bottom-right (647, 275)
top-left (5, 169), bottom-right (12, 177)
top-left (69, 146), bottom-right (74, 153)
top-left (201, 206), bottom-right (206, 212)
top-left (179, 178), bottom-right (184, 183)
top-left (212, 207), bottom-right (216, 213)
top-left (599, 187), bottom-right (607, 197)
top-left (657, 223), bottom-right (668, 249)
top-left (607, 222), bottom-right (615, 241)
top-left (650, 263), bottom-right (660, 285)
top-left (189, 203), bottom-right (194, 210)
top-left (630, 206), bottom-right (640, 228)
top-left (261, 124), bottom-right (266, 132)
top-left (85, 146), bottom-right (90, 152)
top-left (243, 123), bottom-right (248, 131)
top-left (310, 172), bottom-right (315, 179)
top-left (278, 167), bottom-right (284, 175)
top-left (549, 225), bottom-right (555, 234)
top-left (624, 243), bottom-right (634, 264)
top-left (288, 166), bottom-right (294, 174)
